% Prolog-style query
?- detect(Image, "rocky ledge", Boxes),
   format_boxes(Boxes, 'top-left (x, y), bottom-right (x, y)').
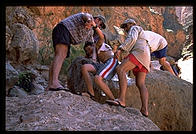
top-left (6, 91), bottom-right (160, 131)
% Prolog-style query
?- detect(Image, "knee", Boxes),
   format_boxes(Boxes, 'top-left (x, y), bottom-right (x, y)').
top-left (55, 46), bottom-right (68, 59)
top-left (136, 82), bottom-right (146, 90)
top-left (159, 58), bottom-right (167, 66)
top-left (54, 52), bottom-right (67, 61)
top-left (81, 65), bottom-right (87, 74)
top-left (116, 66), bottom-right (123, 74)
top-left (94, 75), bottom-right (102, 84)
top-left (81, 65), bottom-right (86, 71)
top-left (159, 61), bottom-right (165, 66)
top-left (60, 52), bottom-right (67, 59)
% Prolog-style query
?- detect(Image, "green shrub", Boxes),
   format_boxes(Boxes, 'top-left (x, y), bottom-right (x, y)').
top-left (16, 71), bottom-right (36, 92)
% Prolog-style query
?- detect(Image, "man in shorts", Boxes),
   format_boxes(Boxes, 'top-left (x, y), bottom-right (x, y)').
top-left (144, 30), bottom-right (176, 76)
top-left (106, 19), bottom-right (151, 117)
top-left (46, 12), bottom-right (105, 91)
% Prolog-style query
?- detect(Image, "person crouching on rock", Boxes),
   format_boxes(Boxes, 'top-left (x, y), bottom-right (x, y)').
top-left (81, 21), bottom-right (118, 101)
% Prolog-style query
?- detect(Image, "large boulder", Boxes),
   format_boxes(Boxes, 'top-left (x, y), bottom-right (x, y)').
top-left (6, 91), bottom-right (160, 131)
top-left (125, 70), bottom-right (192, 131)
top-left (67, 57), bottom-right (192, 130)
top-left (7, 64), bottom-right (48, 97)
top-left (7, 23), bottom-right (39, 65)
top-left (6, 61), bottom-right (19, 95)
top-left (107, 70), bottom-right (193, 131)
top-left (6, 6), bottom-right (36, 30)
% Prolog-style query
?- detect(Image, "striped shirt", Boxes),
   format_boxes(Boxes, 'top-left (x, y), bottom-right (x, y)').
top-left (59, 12), bottom-right (94, 45)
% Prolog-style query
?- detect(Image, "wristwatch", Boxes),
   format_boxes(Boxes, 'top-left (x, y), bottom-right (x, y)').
top-left (93, 25), bottom-right (98, 30)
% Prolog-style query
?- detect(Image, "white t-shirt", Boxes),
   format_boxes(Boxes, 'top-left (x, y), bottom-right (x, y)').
top-left (144, 31), bottom-right (168, 52)
top-left (97, 43), bottom-right (113, 54)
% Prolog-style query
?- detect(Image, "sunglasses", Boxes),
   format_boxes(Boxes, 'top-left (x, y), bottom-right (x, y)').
top-left (97, 18), bottom-right (105, 28)
top-left (99, 23), bottom-right (104, 29)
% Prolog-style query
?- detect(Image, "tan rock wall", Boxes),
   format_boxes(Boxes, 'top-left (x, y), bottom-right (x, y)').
top-left (27, 6), bottom-right (186, 59)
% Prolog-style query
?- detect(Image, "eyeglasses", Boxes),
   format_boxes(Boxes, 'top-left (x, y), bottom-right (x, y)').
top-left (100, 23), bottom-right (104, 29)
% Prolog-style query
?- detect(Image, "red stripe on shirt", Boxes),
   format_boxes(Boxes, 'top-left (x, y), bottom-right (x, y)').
top-left (101, 58), bottom-right (116, 78)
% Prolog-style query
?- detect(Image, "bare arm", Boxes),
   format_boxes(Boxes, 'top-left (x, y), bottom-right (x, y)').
top-left (91, 20), bottom-right (104, 62)
top-left (93, 24), bottom-right (104, 50)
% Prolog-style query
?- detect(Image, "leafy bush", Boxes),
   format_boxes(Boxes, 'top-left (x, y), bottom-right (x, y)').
top-left (16, 71), bottom-right (36, 92)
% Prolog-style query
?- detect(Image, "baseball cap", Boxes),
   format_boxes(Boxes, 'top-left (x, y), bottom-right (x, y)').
top-left (120, 19), bottom-right (136, 28)
top-left (94, 15), bottom-right (106, 29)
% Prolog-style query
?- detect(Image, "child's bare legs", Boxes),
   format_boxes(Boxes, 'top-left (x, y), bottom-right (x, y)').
top-left (81, 64), bottom-right (96, 96)
top-left (94, 75), bottom-right (115, 100)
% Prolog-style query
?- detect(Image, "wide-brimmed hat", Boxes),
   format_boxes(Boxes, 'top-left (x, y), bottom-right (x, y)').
top-left (120, 19), bottom-right (136, 28)
top-left (94, 15), bottom-right (106, 29)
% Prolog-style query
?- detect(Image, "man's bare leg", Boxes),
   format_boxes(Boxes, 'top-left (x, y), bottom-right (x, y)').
top-left (116, 58), bottom-right (136, 106)
top-left (159, 57), bottom-right (176, 76)
top-left (94, 75), bottom-right (115, 100)
top-left (46, 44), bottom-right (68, 90)
top-left (81, 64), bottom-right (96, 96)
top-left (135, 72), bottom-right (148, 117)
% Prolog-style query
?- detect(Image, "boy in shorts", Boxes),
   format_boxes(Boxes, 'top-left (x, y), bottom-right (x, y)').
top-left (81, 27), bottom-right (118, 101)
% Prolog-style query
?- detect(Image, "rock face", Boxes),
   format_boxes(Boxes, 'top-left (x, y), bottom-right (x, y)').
top-left (5, 6), bottom-right (192, 63)
top-left (6, 7), bottom-right (39, 65)
top-left (6, 61), bottom-right (19, 95)
top-left (7, 23), bottom-right (39, 65)
top-left (25, 6), bottom-right (188, 60)
top-left (6, 6), bottom-right (36, 30)
top-left (6, 91), bottom-right (160, 131)
top-left (150, 6), bottom-right (193, 60)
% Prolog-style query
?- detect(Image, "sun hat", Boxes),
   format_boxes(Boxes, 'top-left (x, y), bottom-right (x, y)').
top-left (120, 19), bottom-right (136, 28)
top-left (94, 15), bottom-right (106, 29)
